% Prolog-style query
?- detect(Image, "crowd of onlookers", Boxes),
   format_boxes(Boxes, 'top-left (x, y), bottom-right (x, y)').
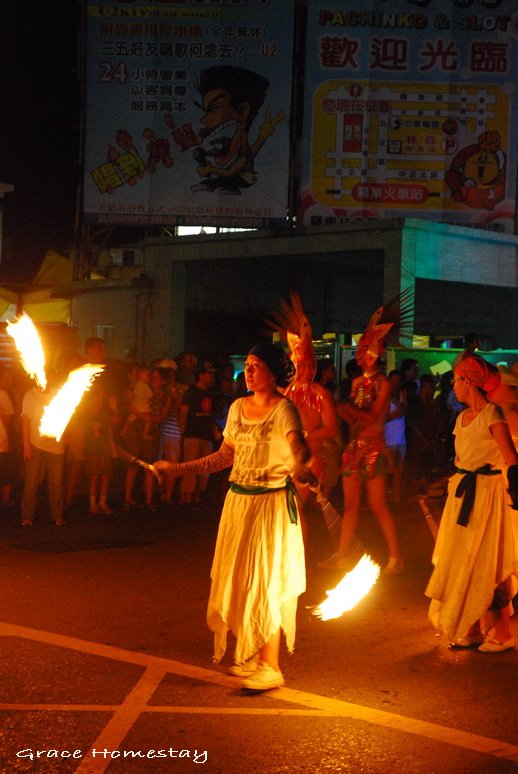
top-left (0, 339), bottom-right (251, 525)
top-left (1, 334), bottom-right (516, 527)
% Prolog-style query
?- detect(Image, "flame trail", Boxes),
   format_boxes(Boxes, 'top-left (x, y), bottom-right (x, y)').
top-left (312, 555), bottom-right (381, 621)
top-left (40, 364), bottom-right (104, 442)
top-left (6, 313), bottom-right (47, 390)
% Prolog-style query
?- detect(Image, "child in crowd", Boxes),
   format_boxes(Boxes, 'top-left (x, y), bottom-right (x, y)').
top-left (84, 387), bottom-right (116, 515)
top-left (121, 365), bottom-right (153, 440)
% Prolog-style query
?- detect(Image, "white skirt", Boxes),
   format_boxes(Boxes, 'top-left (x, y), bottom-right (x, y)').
top-left (207, 488), bottom-right (306, 664)
top-left (425, 471), bottom-right (518, 642)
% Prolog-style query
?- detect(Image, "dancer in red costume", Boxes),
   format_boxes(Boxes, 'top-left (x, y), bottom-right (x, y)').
top-left (319, 290), bottom-right (413, 575)
top-left (268, 293), bottom-right (340, 546)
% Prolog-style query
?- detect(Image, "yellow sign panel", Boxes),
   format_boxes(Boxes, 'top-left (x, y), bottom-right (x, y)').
top-left (311, 80), bottom-right (509, 214)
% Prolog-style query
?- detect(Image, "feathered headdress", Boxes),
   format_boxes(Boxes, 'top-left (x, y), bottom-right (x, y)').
top-left (266, 292), bottom-right (319, 410)
top-left (356, 287), bottom-right (414, 362)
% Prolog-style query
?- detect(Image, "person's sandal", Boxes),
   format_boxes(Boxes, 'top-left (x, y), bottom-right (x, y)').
top-left (478, 637), bottom-right (515, 653)
top-left (449, 634), bottom-right (484, 649)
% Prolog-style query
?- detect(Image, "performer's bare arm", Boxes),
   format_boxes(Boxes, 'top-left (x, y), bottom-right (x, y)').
top-left (287, 429), bottom-right (313, 482)
top-left (338, 378), bottom-right (391, 427)
top-left (304, 387), bottom-right (338, 445)
top-left (154, 441), bottom-right (235, 477)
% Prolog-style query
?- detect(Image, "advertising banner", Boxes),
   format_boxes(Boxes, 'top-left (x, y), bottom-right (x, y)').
top-left (83, 1), bottom-right (293, 227)
top-left (299, 0), bottom-right (518, 233)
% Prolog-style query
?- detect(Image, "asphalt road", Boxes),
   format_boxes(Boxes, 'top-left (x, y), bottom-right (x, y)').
top-left (0, 477), bottom-right (516, 774)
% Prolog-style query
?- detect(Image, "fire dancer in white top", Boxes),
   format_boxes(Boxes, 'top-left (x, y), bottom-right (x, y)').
top-left (425, 355), bottom-right (518, 652)
top-left (154, 343), bottom-right (312, 692)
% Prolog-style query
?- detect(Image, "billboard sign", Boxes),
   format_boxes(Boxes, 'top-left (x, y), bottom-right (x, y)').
top-left (299, 0), bottom-right (518, 234)
top-left (84, 1), bottom-right (293, 228)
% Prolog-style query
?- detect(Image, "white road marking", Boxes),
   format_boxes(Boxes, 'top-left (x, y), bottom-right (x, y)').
top-left (1, 621), bottom-right (517, 771)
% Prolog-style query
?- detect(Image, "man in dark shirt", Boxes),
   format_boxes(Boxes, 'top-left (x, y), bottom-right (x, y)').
top-left (178, 360), bottom-right (217, 505)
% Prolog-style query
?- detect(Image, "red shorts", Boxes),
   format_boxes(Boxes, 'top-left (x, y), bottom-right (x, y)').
top-left (341, 438), bottom-right (386, 479)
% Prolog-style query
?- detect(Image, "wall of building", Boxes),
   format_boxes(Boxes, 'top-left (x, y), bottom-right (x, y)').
top-left (401, 218), bottom-right (518, 348)
top-left (67, 219), bottom-right (518, 361)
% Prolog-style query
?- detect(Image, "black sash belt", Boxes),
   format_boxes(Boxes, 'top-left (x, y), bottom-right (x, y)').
top-left (229, 476), bottom-right (298, 524)
top-left (454, 465), bottom-right (501, 527)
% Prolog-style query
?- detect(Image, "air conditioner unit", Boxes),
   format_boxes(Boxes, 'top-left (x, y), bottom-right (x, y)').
top-left (108, 248), bottom-right (144, 267)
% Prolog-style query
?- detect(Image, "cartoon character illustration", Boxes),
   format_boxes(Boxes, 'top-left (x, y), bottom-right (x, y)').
top-left (445, 130), bottom-right (506, 211)
top-left (182, 65), bottom-right (284, 195)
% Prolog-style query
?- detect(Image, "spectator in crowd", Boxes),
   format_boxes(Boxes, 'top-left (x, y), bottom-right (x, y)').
top-left (139, 367), bottom-right (173, 509)
top-left (400, 357), bottom-right (419, 391)
top-left (121, 365), bottom-right (153, 441)
top-left (122, 364), bottom-right (161, 510)
top-left (213, 370), bottom-right (236, 437)
top-left (179, 360), bottom-right (218, 506)
top-left (0, 366), bottom-right (16, 509)
top-left (21, 371), bottom-right (66, 527)
top-left (233, 370), bottom-right (248, 399)
top-left (175, 351), bottom-right (197, 395)
top-left (340, 357), bottom-right (362, 402)
top-left (83, 384), bottom-right (116, 515)
top-left (158, 362), bottom-right (183, 504)
top-left (85, 337), bottom-right (106, 365)
top-left (405, 373), bottom-right (441, 491)
top-left (452, 332), bottom-right (480, 370)
top-left (434, 370), bottom-right (462, 475)
top-left (384, 369), bottom-right (407, 505)
top-left (65, 342), bottom-right (106, 511)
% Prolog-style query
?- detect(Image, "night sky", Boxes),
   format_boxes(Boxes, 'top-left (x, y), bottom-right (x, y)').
top-left (0, 1), bottom-right (80, 284)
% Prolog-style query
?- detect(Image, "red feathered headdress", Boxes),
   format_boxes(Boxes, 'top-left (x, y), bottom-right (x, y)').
top-left (356, 287), bottom-right (414, 362)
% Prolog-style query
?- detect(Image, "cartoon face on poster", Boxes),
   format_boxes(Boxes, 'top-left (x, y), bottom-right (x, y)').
top-left (83, 1), bottom-right (293, 228)
top-left (300, 0), bottom-right (518, 233)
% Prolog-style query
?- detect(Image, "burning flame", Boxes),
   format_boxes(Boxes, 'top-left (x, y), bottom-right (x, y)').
top-left (40, 364), bottom-right (104, 442)
top-left (312, 555), bottom-right (381, 621)
top-left (6, 313), bottom-right (47, 390)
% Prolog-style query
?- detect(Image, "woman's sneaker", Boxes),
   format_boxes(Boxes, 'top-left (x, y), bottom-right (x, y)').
top-left (228, 658), bottom-right (258, 678)
top-left (241, 661), bottom-right (285, 691)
